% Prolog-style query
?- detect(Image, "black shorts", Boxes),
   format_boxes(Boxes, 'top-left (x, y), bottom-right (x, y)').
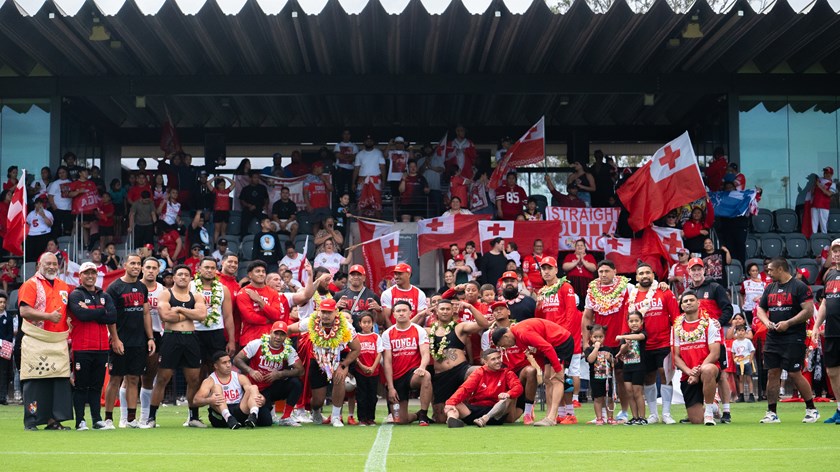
top-left (196, 330), bottom-right (227, 362)
top-left (208, 403), bottom-right (248, 428)
top-left (462, 403), bottom-right (504, 426)
top-left (623, 368), bottom-right (646, 386)
top-left (763, 342), bottom-right (807, 372)
top-left (552, 338), bottom-right (575, 370)
top-left (99, 226), bottom-right (114, 237)
top-left (393, 370), bottom-right (418, 403)
top-left (824, 338), bottom-right (840, 368)
top-left (109, 346), bottom-right (147, 377)
top-left (214, 211), bottom-right (230, 223)
top-left (81, 213), bottom-right (97, 223)
top-left (433, 362), bottom-right (470, 404)
top-left (307, 353), bottom-right (348, 390)
top-left (644, 347), bottom-right (670, 374)
top-left (158, 331), bottom-right (201, 370)
top-left (590, 378), bottom-right (609, 398)
top-left (719, 346), bottom-right (729, 370)
top-left (680, 371), bottom-right (721, 408)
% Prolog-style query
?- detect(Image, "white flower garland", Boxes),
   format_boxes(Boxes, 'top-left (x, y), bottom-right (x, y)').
top-left (193, 275), bottom-right (223, 327)
top-left (628, 280), bottom-right (658, 316)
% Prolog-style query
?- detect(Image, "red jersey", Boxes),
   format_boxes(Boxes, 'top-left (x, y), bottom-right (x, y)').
top-left (495, 184), bottom-right (527, 220)
top-left (127, 184), bottom-right (152, 204)
top-left (630, 288), bottom-right (679, 350)
top-left (535, 280), bottom-right (581, 353)
top-left (381, 285), bottom-right (427, 324)
top-left (669, 262), bottom-right (690, 295)
top-left (184, 257), bottom-right (201, 274)
top-left (236, 286), bottom-right (290, 345)
top-left (356, 332), bottom-right (383, 377)
top-left (449, 175), bottom-right (470, 207)
top-left (510, 318), bottom-right (571, 373)
top-left (218, 272), bottom-right (241, 344)
top-left (18, 277), bottom-right (71, 333)
top-left (483, 329), bottom-right (528, 371)
top-left (158, 229), bottom-right (183, 260)
top-left (562, 253), bottom-right (597, 278)
top-left (673, 316), bottom-right (721, 381)
top-left (305, 176), bottom-right (330, 209)
top-left (69, 180), bottom-right (99, 214)
top-left (445, 365), bottom-right (523, 407)
top-left (213, 187), bottom-right (232, 211)
top-left (813, 178), bottom-right (835, 209)
top-left (584, 280), bottom-right (631, 348)
top-left (382, 323), bottom-right (429, 379)
top-left (522, 254), bottom-right (547, 289)
top-left (242, 337), bottom-right (300, 390)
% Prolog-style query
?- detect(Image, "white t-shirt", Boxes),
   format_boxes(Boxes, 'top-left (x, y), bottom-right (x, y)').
top-left (731, 338), bottom-right (755, 360)
top-left (313, 252), bottom-right (345, 276)
top-left (47, 179), bottom-right (72, 211)
top-left (26, 209), bottom-right (53, 236)
top-left (418, 154), bottom-right (445, 190)
top-left (333, 141), bottom-right (359, 170)
top-left (354, 149), bottom-right (386, 177)
top-left (162, 201), bottom-right (181, 225)
top-left (386, 150), bottom-right (409, 182)
top-left (146, 282), bottom-right (166, 334)
top-left (31, 179), bottom-right (50, 199)
top-left (280, 253), bottom-right (307, 281)
top-left (741, 279), bottom-right (767, 312)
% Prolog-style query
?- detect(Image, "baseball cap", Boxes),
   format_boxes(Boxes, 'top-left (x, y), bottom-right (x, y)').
top-left (191, 243), bottom-right (203, 250)
top-left (320, 299), bottom-right (337, 312)
top-left (540, 256), bottom-right (558, 268)
top-left (144, 243), bottom-right (154, 250)
top-left (490, 301), bottom-right (509, 311)
top-left (393, 262), bottom-right (412, 274)
top-left (676, 247), bottom-right (690, 254)
top-left (831, 238), bottom-right (840, 250)
top-left (270, 321), bottom-right (288, 333)
top-left (688, 257), bottom-right (704, 268)
top-left (498, 271), bottom-right (518, 282)
top-left (453, 254), bottom-right (465, 261)
top-left (825, 166), bottom-right (834, 176)
top-left (349, 264), bottom-right (366, 276)
top-left (394, 136), bottom-right (405, 143)
top-left (218, 238), bottom-right (228, 245)
top-left (79, 261), bottom-right (98, 273)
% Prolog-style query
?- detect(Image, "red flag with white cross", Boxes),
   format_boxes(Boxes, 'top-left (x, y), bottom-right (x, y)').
top-left (477, 220), bottom-right (560, 256)
top-left (361, 231), bottom-right (400, 294)
top-left (651, 226), bottom-right (686, 263)
top-left (489, 116), bottom-right (546, 190)
top-left (357, 219), bottom-right (395, 243)
top-left (416, 214), bottom-right (490, 256)
top-left (3, 170), bottom-right (26, 256)
top-left (600, 228), bottom-right (669, 277)
top-left (617, 131), bottom-right (706, 232)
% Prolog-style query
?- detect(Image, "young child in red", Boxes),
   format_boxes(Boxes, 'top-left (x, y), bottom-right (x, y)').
top-left (353, 312), bottom-right (383, 426)
top-left (0, 258), bottom-right (19, 293)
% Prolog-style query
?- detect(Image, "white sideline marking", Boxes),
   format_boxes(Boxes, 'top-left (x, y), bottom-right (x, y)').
top-left (363, 424), bottom-right (393, 471)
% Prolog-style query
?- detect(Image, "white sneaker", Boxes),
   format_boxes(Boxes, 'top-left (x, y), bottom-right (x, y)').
top-left (704, 415), bottom-right (716, 426)
top-left (384, 413), bottom-right (394, 424)
top-left (647, 414), bottom-right (659, 424)
top-left (292, 409), bottom-right (313, 424)
top-left (100, 419), bottom-right (116, 430)
top-left (139, 420), bottom-right (156, 429)
top-left (126, 420), bottom-right (140, 429)
top-left (760, 411), bottom-right (780, 424)
top-left (76, 420), bottom-right (89, 431)
top-left (331, 416), bottom-right (344, 428)
top-left (661, 414), bottom-right (677, 425)
top-left (803, 409), bottom-right (820, 423)
top-left (187, 419), bottom-right (207, 428)
top-left (277, 417), bottom-right (301, 427)
top-left (311, 409), bottom-right (324, 425)
top-left (615, 410), bottom-right (628, 423)
top-left (118, 419), bottom-right (127, 429)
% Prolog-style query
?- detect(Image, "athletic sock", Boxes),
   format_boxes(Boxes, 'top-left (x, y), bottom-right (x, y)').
top-left (189, 407), bottom-right (199, 421)
top-left (119, 387), bottom-right (127, 423)
top-left (557, 406), bottom-right (564, 417)
top-left (722, 403), bottom-right (731, 413)
top-left (661, 385), bottom-right (673, 415)
top-left (602, 407), bottom-right (607, 418)
top-left (148, 405), bottom-right (159, 421)
top-left (140, 388), bottom-right (153, 423)
top-left (644, 384), bottom-right (657, 416)
top-left (282, 404), bottom-right (295, 419)
top-left (127, 408), bottom-right (136, 422)
top-left (565, 404), bottom-right (574, 416)
top-left (105, 411), bottom-right (113, 421)
top-left (805, 398), bottom-right (815, 410)
top-left (704, 403), bottom-right (714, 417)
top-left (768, 403), bottom-right (777, 413)
top-left (331, 405), bottom-right (342, 420)
top-left (222, 409), bottom-right (231, 421)
top-left (250, 406), bottom-right (260, 416)
top-left (572, 394), bottom-right (579, 402)
top-left (524, 403), bottom-right (534, 415)
top-left (836, 402), bottom-right (840, 411)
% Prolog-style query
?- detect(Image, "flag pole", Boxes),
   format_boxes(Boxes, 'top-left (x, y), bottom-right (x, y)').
top-left (22, 169), bottom-right (28, 281)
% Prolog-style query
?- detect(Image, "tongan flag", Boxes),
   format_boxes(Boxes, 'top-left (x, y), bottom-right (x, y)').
top-left (361, 231), bottom-right (400, 295)
top-left (489, 116), bottom-right (546, 190)
top-left (651, 226), bottom-right (686, 263)
top-left (159, 106), bottom-right (181, 155)
top-left (3, 170), bottom-right (26, 256)
top-left (617, 131), bottom-right (707, 232)
top-left (357, 220), bottom-right (396, 243)
top-left (417, 214), bottom-right (490, 256)
top-left (708, 190), bottom-right (758, 218)
top-left (600, 228), bottom-right (670, 278)
top-left (477, 220), bottom-right (560, 257)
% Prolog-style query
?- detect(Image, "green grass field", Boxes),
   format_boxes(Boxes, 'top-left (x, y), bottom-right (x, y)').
top-left (1, 402), bottom-right (839, 471)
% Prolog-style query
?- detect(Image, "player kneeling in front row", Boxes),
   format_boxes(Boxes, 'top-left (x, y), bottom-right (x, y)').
top-left (445, 348), bottom-right (523, 427)
top-left (194, 351), bottom-right (263, 429)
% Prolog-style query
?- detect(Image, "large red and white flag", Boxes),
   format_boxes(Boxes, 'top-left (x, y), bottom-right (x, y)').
top-left (489, 116), bottom-right (545, 189)
top-left (361, 231), bottom-right (401, 294)
top-left (617, 131), bottom-right (707, 232)
top-left (3, 170), bottom-right (26, 256)
top-left (357, 220), bottom-right (396, 243)
top-left (417, 214), bottom-right (490, 256)
top-left (159, 106), bottom-right (181, 155)
top-left (651, 226), bottom-right (686, 263)
top-left (61, 262), bottom-right (125, 290)
top-left (600, 228), bottom-right (670, 278)
top-left (477, 220), bottom-right (560, 257)
top-left (435, 132), bottom-right (451, 161)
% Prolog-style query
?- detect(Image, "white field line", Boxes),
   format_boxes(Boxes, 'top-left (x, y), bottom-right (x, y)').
top-left (363, 424), bottom-right (394, 471)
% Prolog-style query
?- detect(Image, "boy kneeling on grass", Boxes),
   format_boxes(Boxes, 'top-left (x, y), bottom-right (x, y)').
top-left (444, 348), bottom-right (523, 428)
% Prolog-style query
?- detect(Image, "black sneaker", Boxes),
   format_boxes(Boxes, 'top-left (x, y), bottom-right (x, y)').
top-left (226, 416), bottom-right (241, 430)
top-left (244, 413), bottom-right (257, 429)
top-left (679, 417), bottom-right (691, 424)
top-left (447, 417), bottom-right (465, 428)
top-left (748, 394), bottom-right (756, 403)
top-left (624, 417), bottom-right (638, 425)
top-left (721, 412), bottom-right (731, 424)
top-left (638, 418), bottom-right (648, 425)
top-left (737, 394), bottom-right (745, 403)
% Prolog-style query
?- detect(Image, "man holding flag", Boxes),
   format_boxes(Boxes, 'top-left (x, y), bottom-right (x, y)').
top-left (489, 117), bottom-right (546, 191)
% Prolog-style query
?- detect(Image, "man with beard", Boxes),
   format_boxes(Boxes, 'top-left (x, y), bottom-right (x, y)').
top-left (104, 254), bottom-right (155, 429)
top-left (19, 253), bottom-right (73, 430)
top-left (534, 256), bottom-right (581, 424)
top-left (630, 263), bottom-right (680, 425)
top-left (481, 302), bottom-right (539, 424)
top-left (139, 257), bottom-right (165, 425)
top-left (445, 348), bottom-right (523, 428)
top-left (335, 265), bottom-right (382, 330)
top-left (381, 263), bottom-right (428, 327)
top-left (421, 298), bottom-right (489, 423)
top-left (499, 271), bottom-right (536, 322)
top-left (686, 257), bottom-right (734, 423)
top-left (673, 291), bottom-right (721, 425)
top-left (192, 257), bottom-right (236, 363)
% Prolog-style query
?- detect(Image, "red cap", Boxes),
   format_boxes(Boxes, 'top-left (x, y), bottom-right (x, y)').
top-left (540, 256), bottom-right (558, 268)
top-left (270, 321), bottom-right (288, 333)
top-left (144, 243), bottom-right (154, 250)
top-left (498, 271), bottom-right (518, 282)
top-left (688, 257), bottom-right (704, 268)
top-left (490, 301), bottom-right (509, 311)
top-left (453, 254), bottom-right (465, 261)
top-left (798, 267), bottom-right (811, 279)
top-left (349, 264), bottom-right (366, 276)
top-left (319, 299), bottom-right (337, 312)
top-left (825, 166), bottom-right (834, 176)
top-left (393, 262), bottom-right (412, 274)
top-left (313, 161), bottom-right (324, 168)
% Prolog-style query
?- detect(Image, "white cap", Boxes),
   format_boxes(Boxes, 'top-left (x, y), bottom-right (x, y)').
top-left (394, 136), bottom-right (405, 143)
top-left (79, 262), bottom-right (98, 273)
top-left (831, 239), bottom-right (840, 250)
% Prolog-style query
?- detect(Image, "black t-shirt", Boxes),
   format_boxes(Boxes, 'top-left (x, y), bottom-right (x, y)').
top-left (759, 277), bottom-right (813, 345)
top-left (508, 297), bottom-right (536, 323)
top-left (619, 331), bottom-right (647, 372)
top-left (584, 346), bottom-right (611, 381)
top-left (240, 184), bottom-right (269, 210)
top-left (252, 232), bottom-right (281, 265)
top-left (335, 287), bottom-right (380, 330)
top-left (821, 269), bottom-right (840, 337)
top-left (272, 199), bottom-right (298, 220)
top-left (106, 278), bottom-right (149, 348)
top-left (478, 252), bottom-right (509, 287)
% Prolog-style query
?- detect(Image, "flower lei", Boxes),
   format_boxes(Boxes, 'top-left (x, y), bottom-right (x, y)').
top-left (539, 277), bottom-right (569, 298)
top-left (587, 276), bottom-right (629, 314)
top-left (194, 274), bottom-right (223, 327)
top-left (628, 281), bottom-right (658, 316)
top-left (675, 315), bottom-right (710, 344)
top-left (259, 334), bottom-right (294, 365)
top-left (308, 314), bottom-right (353, 381)
top-left (430, 320), bottom-right (457, 361)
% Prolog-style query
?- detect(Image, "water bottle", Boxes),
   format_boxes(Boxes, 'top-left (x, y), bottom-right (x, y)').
top-left (392, 403), bottom-right (401, 422)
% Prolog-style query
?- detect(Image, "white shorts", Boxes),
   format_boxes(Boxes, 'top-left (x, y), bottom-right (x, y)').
top-left (566, 353), bottom-right (582, 377)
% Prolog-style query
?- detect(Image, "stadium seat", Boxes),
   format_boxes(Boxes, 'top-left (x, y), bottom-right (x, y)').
top-left (752, 209), bottom-right (773, 233)
top-left (530, 194), bottom-right (548, 218)
top-left (236, 263), bottom-right (250, 281)
top-left (239, 240), bottom-right (254, 259)
top-left (793, 259), bottom-right (819, 284)
top-left (294, 234), bottom-right (313, 246)
top-left (227, 212), bottom-right (242, 236)
top-left (23, 262), bottom-right (37, 279)
top-left (810, 233), bottom-right (831, 258)
top-left (221, 234), bottom-right (241, 245)
top-left (759, 233), bottom-right (784, 258)
top-left (241, 234), bottom-right (255, 245)
top-left (7, 289), bottom-right (18, 315)
top-left (745, 236), bottom-right (760, 259)
top-left (828, 209), bottom-right (840, 233)
top-left (224, 241), bottom-right (239, 255)
top-left (783, 233), bottom-right (809, 258)
top-left (773, 209), bottom-right (798, 233)
top-left (726, 263), bottom-right (744, 286)
top-left (277, 234), bottom-right (291, 248)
